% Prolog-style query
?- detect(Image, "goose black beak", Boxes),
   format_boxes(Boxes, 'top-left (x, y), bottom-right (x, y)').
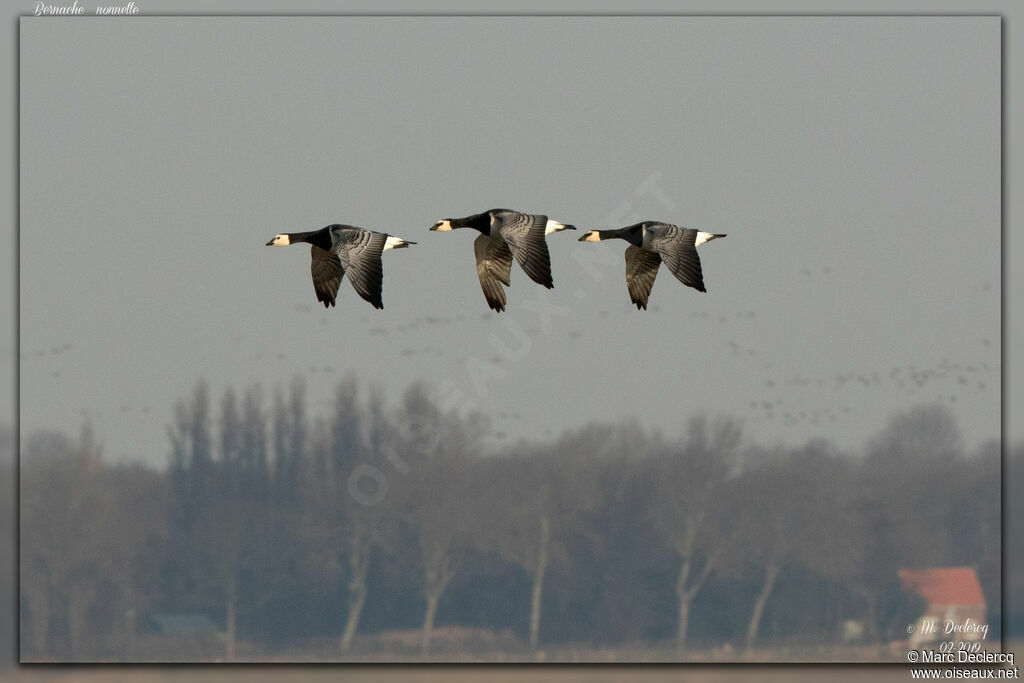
top-left (265, 239), bottom-right (274, 246)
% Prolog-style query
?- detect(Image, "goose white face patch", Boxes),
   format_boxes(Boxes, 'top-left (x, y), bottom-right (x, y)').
top-left (582, 231), bottom-right (602, 242)
top-left (432, 220), bottom-right (453, 231)
top-left (383, 235), bottom-right (405, 251)
top-left (268, 234), bottom-right (291, 246)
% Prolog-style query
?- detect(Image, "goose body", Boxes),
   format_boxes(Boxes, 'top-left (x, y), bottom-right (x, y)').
top-left (266, 225), bottom-right (415, 310)
top-left (430, 208), bottom-right (575, 312)
top-left (578, 222), bottom-right (725, 310)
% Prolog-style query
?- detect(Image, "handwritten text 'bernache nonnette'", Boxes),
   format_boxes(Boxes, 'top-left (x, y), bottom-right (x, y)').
top-left (34, 1), bottom-right (140, 15)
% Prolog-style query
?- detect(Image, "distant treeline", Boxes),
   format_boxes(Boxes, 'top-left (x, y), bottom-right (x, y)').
top-left (17, 378), bottom-right (1001, 661)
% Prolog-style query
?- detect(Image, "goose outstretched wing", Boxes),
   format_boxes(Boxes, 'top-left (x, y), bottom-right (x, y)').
top-left (492, 210), bottom-right (553, 288)
top-left (310, 246), bottom-right (345, 308)
top-left (474, 234), bottom-right (514, 312)
top-left (332, 227), bottom-right (388, 309)
top-left (647, 224), bottom-right (706, 293)
top-left (624, 245), bottom-right (662, 310)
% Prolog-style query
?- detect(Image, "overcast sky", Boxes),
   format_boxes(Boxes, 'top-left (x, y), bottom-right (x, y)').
top-left (18, 15), bottom-right (1001, 465)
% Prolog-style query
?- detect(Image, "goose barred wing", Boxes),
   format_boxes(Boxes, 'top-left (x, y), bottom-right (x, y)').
top-left (624, 245), bottom-right (662, 310)
top-left (310, 246), bottom-right (345, 308)
top-left (332, 228), bottom-right (388, 309)
top-left (474, 234), bottom-right (513, 312)
top-left (648, 224), bottom-right (706, 293)
top-left (492, 210), bottom-right (554, 288)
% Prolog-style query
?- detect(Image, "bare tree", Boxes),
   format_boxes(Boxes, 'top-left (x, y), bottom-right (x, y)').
top-left (271, 377), bottom-right (308, 508)
top-left (20, 430), bottom-right (75, 658)
top-left (165, 382), bottom-right (273, 661)
top-left (211, 384), bottom-right (277, 660)
top-left (169, 380), bottom-right (214, 526)
top-left (392, 384), bottom-right (487, 654)
top-left (303, 378), bottom-right (398, 654)
top-left (197, 498), bottom-right (252, 660)
top-left (20, 425), bottom-right (115, 658)
top-left (103, 460), bottom-right (170, 660)
top-left (730, 440), bottom-right (856, 652)
top-left (647, 416), bottom-right (741, 652)
top-left (21, 423), bottom-right (162, 660)
top-left (340, 386), bottom-right (401, 652)
top-left (482, 440), bottom-right (600, 651)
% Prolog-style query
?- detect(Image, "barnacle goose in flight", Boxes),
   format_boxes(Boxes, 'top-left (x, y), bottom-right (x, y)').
top-left (578, 222), bottom-right (725, 310)
top-left (266, 225), bottom-right (415, 310)
top-left (429, 208), bottom-right (575, 312)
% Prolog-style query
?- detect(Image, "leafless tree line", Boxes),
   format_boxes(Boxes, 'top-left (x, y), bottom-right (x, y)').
top-left (16, 379), bottom-right (1002, 661)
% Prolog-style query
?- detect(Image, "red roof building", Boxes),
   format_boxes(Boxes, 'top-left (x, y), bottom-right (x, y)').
top-left (899, 567), bottom-right (987, 647)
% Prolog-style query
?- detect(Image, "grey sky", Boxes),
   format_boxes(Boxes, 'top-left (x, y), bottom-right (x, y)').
top-left (19, 15), bottom-right (1000, 465)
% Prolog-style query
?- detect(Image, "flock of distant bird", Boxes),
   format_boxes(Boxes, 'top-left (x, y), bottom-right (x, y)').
top-left (265, 208), bottom-right (726, 312)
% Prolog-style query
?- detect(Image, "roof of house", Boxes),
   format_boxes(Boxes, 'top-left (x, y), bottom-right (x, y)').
top-left (899, 567), bottom-right (986, 608)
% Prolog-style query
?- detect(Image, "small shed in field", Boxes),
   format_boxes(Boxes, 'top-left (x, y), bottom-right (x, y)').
top-left (899, 566), bottom-right (986, 647)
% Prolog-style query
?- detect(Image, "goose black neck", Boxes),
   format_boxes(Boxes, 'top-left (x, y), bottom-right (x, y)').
top-left (606, 226), bottom-right (644, 247)
top-left (450, 212), bottom-right (492, 234)
top-left (289, 229), bottom-right (332, 250)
